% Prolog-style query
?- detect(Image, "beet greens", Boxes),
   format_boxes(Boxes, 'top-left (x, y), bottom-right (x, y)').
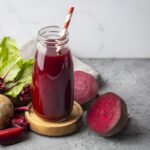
top-left (0, 37), bottom-right (33, 105)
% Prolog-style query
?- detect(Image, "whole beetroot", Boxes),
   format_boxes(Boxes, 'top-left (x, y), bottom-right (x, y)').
top-left (0, 94), bottom-right (14, 129)
top-left (74, 71), bottom-right (99, 104)
top-left (87, 92), bottom-right (128, 137)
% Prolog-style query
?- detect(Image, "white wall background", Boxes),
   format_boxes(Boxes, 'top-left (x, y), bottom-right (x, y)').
top-left (0, 0), bottom-right (150, 58)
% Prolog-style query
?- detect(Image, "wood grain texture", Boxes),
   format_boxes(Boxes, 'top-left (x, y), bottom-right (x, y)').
top-left (25, 102), bottom-right (83, 136)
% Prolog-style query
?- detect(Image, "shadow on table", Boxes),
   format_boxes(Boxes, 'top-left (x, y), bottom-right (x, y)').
top-left (106, 117), bottom-right (150, 143)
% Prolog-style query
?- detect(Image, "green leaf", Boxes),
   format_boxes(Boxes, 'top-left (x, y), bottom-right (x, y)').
top-left (5, 58), bottom-right (23, 83)
top-left (15, 59), bottom-right (33, 83)
top-left (0, 37), bottom-right (20, 57)
top-left (0, 37), bottom-right (20, 68)
top-left (5, 83), bottom-right (26, 98)
top-left (0, 37), bottom-right (24, 83)
top-left (1, 37), bottom-right (16, 47)
top-left (0, 37), bottom-right (34, 99)
top-left (5, 59), bottom-right (34, 98)
top-left (0, 56), bottom-right (23, 82)
top-left (0, 47), bottom-right (8, 68)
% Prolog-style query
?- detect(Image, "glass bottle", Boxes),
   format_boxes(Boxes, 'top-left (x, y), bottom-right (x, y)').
top-left (32, 26), bottom-right (74, 121)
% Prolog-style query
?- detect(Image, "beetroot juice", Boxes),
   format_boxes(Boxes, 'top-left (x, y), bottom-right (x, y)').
top-left (32, 26), bottom-right (74, 121)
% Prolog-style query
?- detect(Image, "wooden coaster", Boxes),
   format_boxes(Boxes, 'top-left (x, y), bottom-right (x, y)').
top-left (25, 101), bottom-right (83, 136)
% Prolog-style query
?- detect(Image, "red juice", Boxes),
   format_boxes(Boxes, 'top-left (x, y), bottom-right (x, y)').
top-left (32, 43), bottom-right (74, 121)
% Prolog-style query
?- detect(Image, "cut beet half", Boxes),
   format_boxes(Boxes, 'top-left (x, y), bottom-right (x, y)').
top-left (74, 71), bottom-right (99, 105)
top-left (87, 92), bottom-right (128, 137)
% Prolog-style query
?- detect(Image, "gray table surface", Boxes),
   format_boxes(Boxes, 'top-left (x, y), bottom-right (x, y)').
top-left (1, 58), bottom-right (150, 150)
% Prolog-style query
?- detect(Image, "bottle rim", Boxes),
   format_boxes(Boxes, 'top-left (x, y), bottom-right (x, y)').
top-left (38, 26), bottom-right (69, 47)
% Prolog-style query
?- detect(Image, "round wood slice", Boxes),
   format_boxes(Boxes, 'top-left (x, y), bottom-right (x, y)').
top-left (25, 101), bottom-right (83, 136)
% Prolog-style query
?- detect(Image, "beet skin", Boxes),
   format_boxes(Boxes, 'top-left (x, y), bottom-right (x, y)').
top-left (74, 71), bottom-right (99, 104)
top-left (0, 94), bottom-right (14, 129)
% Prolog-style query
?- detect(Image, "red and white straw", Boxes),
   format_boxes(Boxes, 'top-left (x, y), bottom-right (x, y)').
top-left (60, 6), bottom-right (74, 37)
top-left (56, 6), bottom-right (74, 53)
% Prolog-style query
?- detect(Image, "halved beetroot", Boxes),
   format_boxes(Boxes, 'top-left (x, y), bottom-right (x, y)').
top-left (74, 71), bottom-right (99, 104)
top-left (87, 92), bottom-right (128, 137)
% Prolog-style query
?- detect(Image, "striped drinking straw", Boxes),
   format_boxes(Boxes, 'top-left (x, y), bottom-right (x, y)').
top-left (61, 6), bottom-right (74, 37)
top-left (56, 6), bottom-right (74, 52)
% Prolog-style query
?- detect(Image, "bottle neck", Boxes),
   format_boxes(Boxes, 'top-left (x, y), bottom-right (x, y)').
top-left (38, 26), bottom-right (69, 47)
